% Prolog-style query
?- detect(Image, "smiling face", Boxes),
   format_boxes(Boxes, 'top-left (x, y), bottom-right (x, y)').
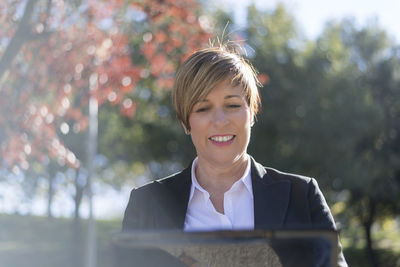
top-left (187, 78), bottom-right (253, 167)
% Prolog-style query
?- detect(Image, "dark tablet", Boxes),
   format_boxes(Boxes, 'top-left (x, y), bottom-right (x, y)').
top-left (112, 229), bottom-right (338, 267)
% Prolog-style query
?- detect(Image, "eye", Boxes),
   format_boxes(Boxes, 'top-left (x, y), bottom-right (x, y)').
top-left (227, 104), bottom-right (241, 108)
top-left (195, 107), bottom-right (209, 113)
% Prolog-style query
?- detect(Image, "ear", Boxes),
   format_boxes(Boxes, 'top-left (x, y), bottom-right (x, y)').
top-left (181, 121), bottom-right (190, 135)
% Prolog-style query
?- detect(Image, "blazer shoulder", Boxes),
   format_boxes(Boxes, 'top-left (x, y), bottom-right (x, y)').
top-left (123, 165), bottom-right (192, 230)
top-left (264, 166), bottom-right (313, 185)
top-left (132, 165), bottom-right (191, 199)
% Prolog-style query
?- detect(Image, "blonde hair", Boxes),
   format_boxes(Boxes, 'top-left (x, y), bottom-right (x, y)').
top-left (172, 45), bottom-right (261, 131)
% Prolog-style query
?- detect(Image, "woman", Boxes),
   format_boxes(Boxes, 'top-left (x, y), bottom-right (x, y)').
top-left (122, 45), bottom-right (347, 266)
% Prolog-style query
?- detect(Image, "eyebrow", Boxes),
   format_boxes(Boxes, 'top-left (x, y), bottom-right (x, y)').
top-left (198, 95), bottom-right (242, 103)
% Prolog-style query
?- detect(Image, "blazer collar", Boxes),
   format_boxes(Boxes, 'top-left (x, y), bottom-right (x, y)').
top-left (164, 162), bottom-right (192, 229)
top-left (167, 157), bottom-right (291, 230)
top-left (250, 157), bottom-right (291, 229)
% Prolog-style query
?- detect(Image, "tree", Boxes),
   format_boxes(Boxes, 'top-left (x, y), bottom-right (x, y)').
top-left (0, 0), bottom-right (209, 212)
top-left (1, 0), bottom-right (210, 266)
top-left (246, 5), bottom-right (400, 266)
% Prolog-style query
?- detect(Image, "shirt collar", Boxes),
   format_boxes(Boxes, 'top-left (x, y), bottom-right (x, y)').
top-left (188, 156), bottom-right (253, 203)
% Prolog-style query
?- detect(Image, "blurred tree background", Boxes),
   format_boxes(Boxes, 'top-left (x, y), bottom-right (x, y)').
top-left (1, 1), bottom-right (400, 267)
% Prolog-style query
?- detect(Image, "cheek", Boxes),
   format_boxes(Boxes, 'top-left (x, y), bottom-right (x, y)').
top-left (189, 113), bottom-right (208, 130)
top-left (188, 115), bottom-right (197, 131)
top-left (188, 115), bottom-right (206, 144)
top-left (238, 109), bottom-right (252, 126)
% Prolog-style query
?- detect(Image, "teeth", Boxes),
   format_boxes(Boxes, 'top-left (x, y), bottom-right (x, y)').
top-left (210, 136), bottom-right (234, 142)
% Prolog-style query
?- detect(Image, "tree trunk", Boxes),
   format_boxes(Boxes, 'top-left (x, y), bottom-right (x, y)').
top-left (0, 0), bottom-right (37, 80)
top-left (47, 174), bottom-right (54, 219)
top-left (46, 162), bottom-right (58, 219)
top-left (74, 168), bottom-right (84, 219)
top-left (70, 168), bottom-right (85, 266)
top-left (363, 198), bottom-right (379, 267)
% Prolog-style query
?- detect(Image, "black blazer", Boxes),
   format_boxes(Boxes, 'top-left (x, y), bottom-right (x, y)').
top-left (122, 157), bottom-right (347, 266)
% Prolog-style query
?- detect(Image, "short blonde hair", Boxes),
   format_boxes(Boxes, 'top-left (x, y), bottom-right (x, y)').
top-left (172, 46), bottom-right (261, 131)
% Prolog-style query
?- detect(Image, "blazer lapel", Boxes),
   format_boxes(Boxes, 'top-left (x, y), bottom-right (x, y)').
top-left (162, 163), bottom-right (192, 229)
top-left (160, 158), bottom-right (292, 229)
top-left (251, 158), bottom-right (291, 229)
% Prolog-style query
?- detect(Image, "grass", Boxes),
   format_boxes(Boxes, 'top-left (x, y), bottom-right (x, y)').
top-left (0, 214), bottom-right (121, 267)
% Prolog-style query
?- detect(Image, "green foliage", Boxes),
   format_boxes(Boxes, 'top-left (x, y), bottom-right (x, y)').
top-left (98, 88), bottom-right (196, 181)
top-left (243, 6), bottom-right (400, 265)
top-left (245, 4), bottom-right (400, 200)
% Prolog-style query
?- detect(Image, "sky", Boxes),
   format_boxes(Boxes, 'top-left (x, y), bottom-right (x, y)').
top-left (217, 0), bottom-right (400, 43)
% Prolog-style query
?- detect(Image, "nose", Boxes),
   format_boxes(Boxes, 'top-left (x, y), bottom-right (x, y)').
top-left (212, 108), bottom-right (229, 127)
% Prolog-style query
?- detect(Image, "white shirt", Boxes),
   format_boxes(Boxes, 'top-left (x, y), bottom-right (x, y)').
top-left (184, 157), bottom-right (254, 232)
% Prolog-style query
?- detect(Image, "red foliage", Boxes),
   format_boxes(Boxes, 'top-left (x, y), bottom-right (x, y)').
top-left (0, 0), bottom-right (211, 171)
top-left (257, 73), bottom-right (270, 85)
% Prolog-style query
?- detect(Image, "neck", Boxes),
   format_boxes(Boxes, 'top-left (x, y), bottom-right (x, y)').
top-left (195, 154), bottom-right (249, 194)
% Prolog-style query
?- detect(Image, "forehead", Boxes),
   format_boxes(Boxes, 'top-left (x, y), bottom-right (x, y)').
top-left (199, 79), bottom-right (245, 100)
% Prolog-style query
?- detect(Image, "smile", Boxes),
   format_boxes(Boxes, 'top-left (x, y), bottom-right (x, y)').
top-left (209, 135), bottom-right (235, 142)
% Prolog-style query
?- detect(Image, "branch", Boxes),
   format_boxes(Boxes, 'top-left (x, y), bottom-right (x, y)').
top-left (42, 0), bottom-right (53, 31)
top-left (0, 0), bottom-right (38, 80)
top-left (29, 30), bottom-right (53, 41)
